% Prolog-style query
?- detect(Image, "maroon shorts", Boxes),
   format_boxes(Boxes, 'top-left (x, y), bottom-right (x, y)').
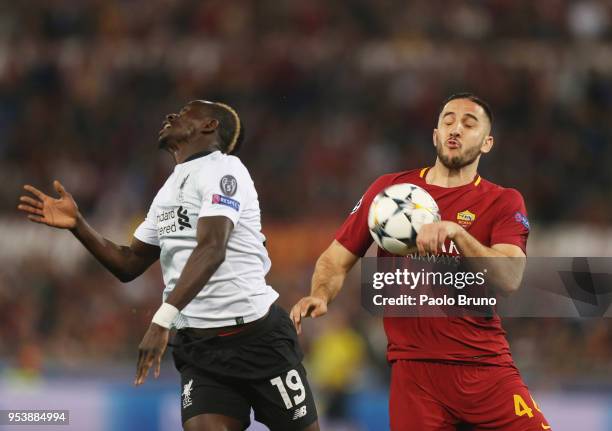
top-left (389, 360), bottom-right (552, 431)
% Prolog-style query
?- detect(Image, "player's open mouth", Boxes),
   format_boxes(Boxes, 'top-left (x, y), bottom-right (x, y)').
top-left (446, 139), bottom-right (460, 149)
top-left (159, 122), bottom-right (172, 134)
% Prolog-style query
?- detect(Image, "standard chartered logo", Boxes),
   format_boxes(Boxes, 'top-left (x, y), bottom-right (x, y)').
top-left (157, 206), bottom-right (192, 235)
top-left (177, 206), bottom-right (191, 230)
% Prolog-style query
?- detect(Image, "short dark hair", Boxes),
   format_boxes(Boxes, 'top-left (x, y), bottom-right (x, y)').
top-left (439, 93), bottom-right (493, 126)
top-left (206, 102), bottom-right (243, 154)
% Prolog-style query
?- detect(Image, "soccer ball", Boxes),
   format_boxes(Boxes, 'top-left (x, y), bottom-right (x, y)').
top-left (368, 183), bottom-right (440, 255)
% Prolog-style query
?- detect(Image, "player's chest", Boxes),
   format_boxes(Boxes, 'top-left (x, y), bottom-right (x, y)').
top-left (154, 175), bottom-right (201, 238)
top-left (432, 190), bottom-right (499, 243)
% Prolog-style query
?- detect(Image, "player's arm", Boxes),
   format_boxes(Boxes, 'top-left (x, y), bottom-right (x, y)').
top-left (417, 222), bottom-right (526, 295)
top-left (290, 175), bottom-right (387, 333)
top-left (134, 216), bottom-right (232, 385)
top-left (165, 216), bottom-right (231, 310)
top-left (290, 240), bottom-right (359, 334)
top-left (18, 181), bottom-right (159, 282)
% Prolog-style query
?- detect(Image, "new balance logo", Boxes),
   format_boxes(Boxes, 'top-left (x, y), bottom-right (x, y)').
top-left (292, 405), bottom-right (307, 420)
top-left (177, 206), bottom-right (191, 230)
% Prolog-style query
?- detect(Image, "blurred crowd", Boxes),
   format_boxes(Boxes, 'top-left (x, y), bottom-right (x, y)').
top-left (1, 0), bottom-right (612, 222)
top-left (2, 0), bottom-right (612, 423)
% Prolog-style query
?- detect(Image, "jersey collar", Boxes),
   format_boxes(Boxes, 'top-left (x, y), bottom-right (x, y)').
top-left (183, 150), bottom-right (214, 163)
top-left (419, 167), bottom-right (482, 187)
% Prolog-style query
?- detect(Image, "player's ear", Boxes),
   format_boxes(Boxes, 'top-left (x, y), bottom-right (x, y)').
top-left (200, 118), bottom-right (219, 133)
top-left (480, 135), bottom-right (494, 154)
top-left (432, 129), bottom-right (439, 148)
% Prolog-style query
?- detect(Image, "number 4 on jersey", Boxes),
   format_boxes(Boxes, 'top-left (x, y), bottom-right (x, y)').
top-left (514, 394), bottom-right (551, 429)
top-left (513, 394), bottom-right (534, 418)
top-left (270, 369), bottom-right (306, 409)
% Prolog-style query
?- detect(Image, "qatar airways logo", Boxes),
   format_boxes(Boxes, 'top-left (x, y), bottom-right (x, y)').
top-left (407, 240), bottom-right (461, 264)
top-left (440, 240), bottom-right (459, 255)
top-left (157, 206), bottom-right (192, 236)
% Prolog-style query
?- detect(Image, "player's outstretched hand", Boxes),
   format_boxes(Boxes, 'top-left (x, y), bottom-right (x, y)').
top-left (135, 323), bottom-right (169, 386)
top-left (18, 180), bottom-right (79, 229)
top-left (290, 296), bottom-right (328, 335)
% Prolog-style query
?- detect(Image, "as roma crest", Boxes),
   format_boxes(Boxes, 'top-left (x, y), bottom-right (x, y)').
top-left (456, 210), bottom-right (476, 228)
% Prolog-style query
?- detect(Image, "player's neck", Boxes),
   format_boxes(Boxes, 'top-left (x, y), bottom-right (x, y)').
top-left (172, 142), bottom-right (222, 164)
top-left (426, 160), bottom-right (479, 188)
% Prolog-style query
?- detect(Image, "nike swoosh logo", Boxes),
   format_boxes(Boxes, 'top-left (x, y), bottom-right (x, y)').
top-left (541, 424), bottom-right (551, 430)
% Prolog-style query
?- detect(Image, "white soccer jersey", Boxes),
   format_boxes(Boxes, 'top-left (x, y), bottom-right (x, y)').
top-left (134, 150), bottom-right (279, 328)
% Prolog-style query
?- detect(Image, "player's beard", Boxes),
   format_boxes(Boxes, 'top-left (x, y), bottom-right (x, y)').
top-left (435, 137), bottom-right (482, 170)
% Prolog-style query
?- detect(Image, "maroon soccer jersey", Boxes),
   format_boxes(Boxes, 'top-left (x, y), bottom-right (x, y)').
top-left (335, 167), bottom-right (530, 365)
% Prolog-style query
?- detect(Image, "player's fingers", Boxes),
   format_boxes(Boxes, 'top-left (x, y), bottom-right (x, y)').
top-left (296, 300), bottom-right (315, 334)
top-left (294, 300), bottom-right (311, 334)
top-left (289, 303), bottom-right (298, 320)
top-left (136, 363), bottom-right (150, 385)
top-left (26, 214), bottom-right (46, 224)
top-left (142, 353), bottom-right (155, 380)
top-left (437, 229), bottom-right (446, 253)
top-left (23, 185), bottom-right (46, 200)
top-left (429, 232), bottom-right (438, 255)
top-left (310, 302), bottom-right (327, 318)
top-left (17, 204), bottom-right (44, 216)
top-left (135, 350), bottom-right (146, 385)
top-left (19, 196), bottom-right (43, 208)
top-left (154, 353), bottom-right (162, 379)
top-left (53, 180), bottom-right (67, 197)
top-left (290, 304), bottom-right (301, 327)
top-left (416, 237), bottom-right (426, 256)
top-left (295, 317), bottom-right (302, 335)
top-left (303, 299), bottom-right (322, 320)
top-left (300, 299), bottom-right (313, 317)
top-left (138, 352), bottom-right (156, 385)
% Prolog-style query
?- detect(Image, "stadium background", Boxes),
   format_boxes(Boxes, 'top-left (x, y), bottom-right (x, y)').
top-left (1, 1), bottom-right (612, 430)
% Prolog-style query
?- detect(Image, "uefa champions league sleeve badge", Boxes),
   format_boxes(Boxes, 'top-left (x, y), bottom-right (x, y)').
top-left (220, 175), bottom-right (238, 196)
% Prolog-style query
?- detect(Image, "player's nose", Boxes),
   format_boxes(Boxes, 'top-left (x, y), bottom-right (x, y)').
top-left (166, 113), bottom-right (178, 123)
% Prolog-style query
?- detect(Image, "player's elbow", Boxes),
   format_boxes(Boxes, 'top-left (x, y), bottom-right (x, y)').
top-left (316, 253), bottom-right (345, 279)
top-left (116, 270), bottom-right (138, 283)
top-left (496, 275), bottom-right (523, 296)
top-left (318, 246), bottom-right (353, 276)
top-left (497, 283), bottom-right (520, 297)
top-left (211, 249), bottom-right (226, 266)
top-left (115, 262), bottom-right (147, 283)
top-left (198, 244), bottom-right (226, 267)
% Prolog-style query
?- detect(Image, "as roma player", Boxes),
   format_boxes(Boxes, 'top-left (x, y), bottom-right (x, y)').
top-left (291, 93), bottom-right (552, 430)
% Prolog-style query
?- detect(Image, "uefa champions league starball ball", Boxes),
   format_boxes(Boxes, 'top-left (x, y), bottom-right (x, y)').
top-left (368, 183), bottom-right (441, 255)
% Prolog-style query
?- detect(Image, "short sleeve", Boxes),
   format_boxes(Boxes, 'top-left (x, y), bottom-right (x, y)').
top-left (134, 204), bottom-right (160, 246)
top-left (490, 188), bottom-right (530, 254)
top-left (197, 161), bottom-right (246, 226)
top-left (334, 176), bottom-right (390, 257)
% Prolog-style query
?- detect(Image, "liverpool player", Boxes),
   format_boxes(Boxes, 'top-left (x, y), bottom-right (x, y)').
top-left (291, 93), bottom-right (552, 430)
top-left (19, 100), bottom-right (319, 431)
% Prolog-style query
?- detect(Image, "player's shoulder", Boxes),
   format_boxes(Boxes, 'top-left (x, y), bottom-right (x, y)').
top-left (369, 168), bottom-right (425, 191)
top-left (479, 179), bottom-right (525, 205)
top-left (196, 151), bottom-right (250, 178)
